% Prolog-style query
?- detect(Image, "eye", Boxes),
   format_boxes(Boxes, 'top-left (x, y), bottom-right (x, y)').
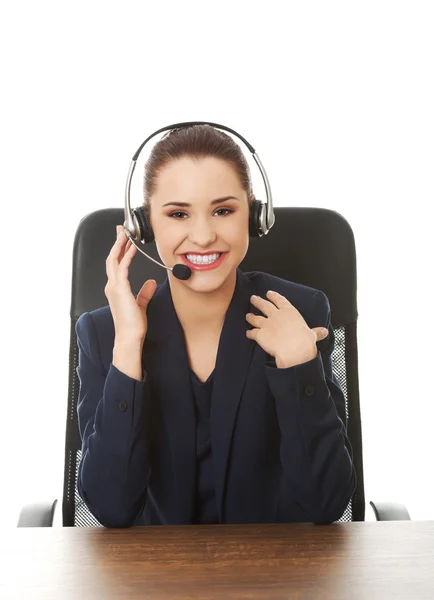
top-left (214, 208), bottom-right (233, 217)
top-left (168, 208), bottom-right (234, 219)
top-left (168, 211), bottom-right (188, 219)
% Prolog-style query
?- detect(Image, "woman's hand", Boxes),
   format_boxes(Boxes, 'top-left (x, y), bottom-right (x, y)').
top-left (105, 225), bottom-right (157, 343)
top-left (245, 290), bottom-right (329, 368)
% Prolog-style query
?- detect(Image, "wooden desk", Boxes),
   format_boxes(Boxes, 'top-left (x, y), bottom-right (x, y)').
top-left (2, 521), bottom-right (434, 599)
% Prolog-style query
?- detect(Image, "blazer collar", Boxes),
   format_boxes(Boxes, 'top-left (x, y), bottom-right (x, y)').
top-left (142, 268), bottom-right (257, 522)
top-left (145, 267), bottom-right (255, 343)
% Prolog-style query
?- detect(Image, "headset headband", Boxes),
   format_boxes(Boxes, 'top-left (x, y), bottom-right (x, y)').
top-left (124, 121), bottom-right (275, 237)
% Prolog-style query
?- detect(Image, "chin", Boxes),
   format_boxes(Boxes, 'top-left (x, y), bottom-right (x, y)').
top-left (178, 265), bottom-right (237, 293)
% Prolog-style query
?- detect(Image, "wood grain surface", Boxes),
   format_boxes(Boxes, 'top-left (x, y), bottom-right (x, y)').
top-left (2, 521), bottom-right (434, 599)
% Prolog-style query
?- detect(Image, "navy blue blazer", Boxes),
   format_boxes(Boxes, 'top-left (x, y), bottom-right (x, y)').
top-left (76, 268), bottom-right (356, 528)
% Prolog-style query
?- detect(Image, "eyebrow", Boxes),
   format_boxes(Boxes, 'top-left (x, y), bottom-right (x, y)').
top-left (162, 196), bottom-right (239, 208)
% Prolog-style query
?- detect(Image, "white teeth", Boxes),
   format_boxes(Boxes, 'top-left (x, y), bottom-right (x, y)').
top-left (186, 253), bottom-right (222, 264)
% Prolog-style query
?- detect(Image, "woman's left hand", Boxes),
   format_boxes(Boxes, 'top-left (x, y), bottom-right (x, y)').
top-left (245, 291), bottom-right (329, 369)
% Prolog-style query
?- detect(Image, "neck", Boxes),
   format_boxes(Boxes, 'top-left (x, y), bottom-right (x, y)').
top-left (168, 269), bottom-right (237, 335)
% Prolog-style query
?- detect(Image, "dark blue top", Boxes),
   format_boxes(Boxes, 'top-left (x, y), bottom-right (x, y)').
top-left (75, 269), bottom-right (356, 528)
top-left (190, 368), bottom-right (219, 524)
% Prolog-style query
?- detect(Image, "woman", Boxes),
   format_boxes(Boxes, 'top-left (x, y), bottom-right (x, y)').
top-left (76, 124), bottom-right (356, 528)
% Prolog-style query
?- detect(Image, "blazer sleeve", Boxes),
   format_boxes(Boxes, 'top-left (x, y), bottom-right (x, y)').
top-left (75, 311), bottom-right (151, 528)
top-left (264, 290), bottom-right (357, 524)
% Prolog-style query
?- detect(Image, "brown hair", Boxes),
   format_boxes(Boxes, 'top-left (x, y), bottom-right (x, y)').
top-left (142, 124), bottom-right (254, 213)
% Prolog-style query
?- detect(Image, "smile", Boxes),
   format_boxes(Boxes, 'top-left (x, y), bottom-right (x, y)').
top-left (181, 252), bottom-right (228, 271)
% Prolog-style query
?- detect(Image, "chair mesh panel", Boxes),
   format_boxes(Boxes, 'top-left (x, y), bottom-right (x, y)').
top-left (64, 321), bottom-right (359, 526)
top-left (74, 450), bottom-right (102, 527)
top-left (331, 325), bottom-right (352, 522)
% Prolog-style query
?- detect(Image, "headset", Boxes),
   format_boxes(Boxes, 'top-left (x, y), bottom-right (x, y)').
top-left (123, 121), bottom-right (275, 280)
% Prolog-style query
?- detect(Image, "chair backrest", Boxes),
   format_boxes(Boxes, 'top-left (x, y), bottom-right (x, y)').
top-left (64, 207), bottom-right (365, 526)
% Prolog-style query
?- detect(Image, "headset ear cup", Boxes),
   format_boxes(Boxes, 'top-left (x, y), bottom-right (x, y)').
top-left (249, 199), bottom-right (263, 237)
top-left (133, 207), bottom-right (154, 243)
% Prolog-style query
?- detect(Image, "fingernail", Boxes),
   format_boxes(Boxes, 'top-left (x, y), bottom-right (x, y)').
top-left (322, 328), bottom-right (329, 337)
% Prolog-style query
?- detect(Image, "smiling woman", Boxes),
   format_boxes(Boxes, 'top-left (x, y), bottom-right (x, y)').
top-left (75, 123), bottom-right (356, 529)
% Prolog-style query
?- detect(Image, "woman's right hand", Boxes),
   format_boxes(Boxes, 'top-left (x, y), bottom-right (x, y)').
top-left (105, 225), bottom-right (158, 342)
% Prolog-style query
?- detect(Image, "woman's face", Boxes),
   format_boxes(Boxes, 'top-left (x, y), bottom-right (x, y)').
top-left (149, 156), bottom-right (251, 294)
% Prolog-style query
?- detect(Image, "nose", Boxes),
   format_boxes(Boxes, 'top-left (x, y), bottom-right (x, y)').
top-left (188, 214), bottom-right (217, 247)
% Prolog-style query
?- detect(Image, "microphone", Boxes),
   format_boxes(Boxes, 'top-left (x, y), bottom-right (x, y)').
top-left (124, 229), bottom-right (192, 280)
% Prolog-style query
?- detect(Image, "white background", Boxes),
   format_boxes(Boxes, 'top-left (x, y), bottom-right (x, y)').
top-left (0, 1), bottom-right (433, 527)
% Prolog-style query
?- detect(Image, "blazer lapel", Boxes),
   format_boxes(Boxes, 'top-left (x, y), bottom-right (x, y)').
top-left (142, 278), bottom-right (197, 524)
top-left (210, 269), bottom-right (256, 521)
top-left (142, 269), bottom-right (257, 523)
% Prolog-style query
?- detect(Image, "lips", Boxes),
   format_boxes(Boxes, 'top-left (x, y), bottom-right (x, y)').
top-left (181, 252), bottom-right (228, 271)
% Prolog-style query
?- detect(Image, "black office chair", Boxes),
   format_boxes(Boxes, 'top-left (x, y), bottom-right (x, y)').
top-left (18, 207), bottom-right (410, 526)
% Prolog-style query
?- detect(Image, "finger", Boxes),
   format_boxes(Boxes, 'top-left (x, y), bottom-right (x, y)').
top-left (249, 294), bottom-right (277, 317)
top-left (137, 279), bottom-right (157, 309)
top-left (106, 227), bottom-right (128, 280)
top-left (245, 313), bottom-right (267, 328)
top-left (118, 239), bottom-right (137, 272)
top-left (123, 238), bottom-right (133, 256)
top-left (111, 226), bottom-right (128, 256)
top-left (245, 328), bottom-right (258, 340)
top-left (312, 326), bottom-right (329, 341)
top-left (117, 237), bottom-right (132, 265)
top-left (265, 290), bottom-right (291, 309)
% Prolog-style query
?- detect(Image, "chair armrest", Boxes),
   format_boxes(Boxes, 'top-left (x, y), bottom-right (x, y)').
top-left (369, 500), bottom-right (411, 521)
top-left (17, 499), bottom-right (58, 527)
